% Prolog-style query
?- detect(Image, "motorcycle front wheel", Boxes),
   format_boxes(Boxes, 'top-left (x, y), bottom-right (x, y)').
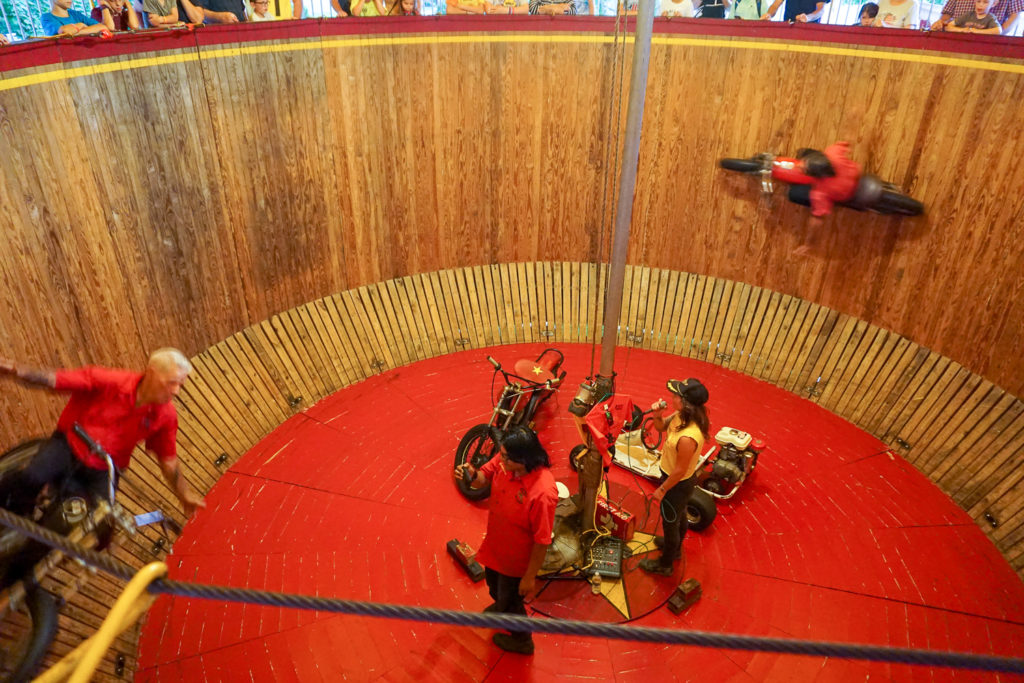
top-left (453, 424), bottom-right (499, 501)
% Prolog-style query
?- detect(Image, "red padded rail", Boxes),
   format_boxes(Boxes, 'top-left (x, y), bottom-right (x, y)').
top-left (1, 16), bottom-right (1023, 76)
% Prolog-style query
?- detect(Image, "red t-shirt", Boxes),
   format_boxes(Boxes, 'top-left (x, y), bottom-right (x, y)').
top-left (476, 458), bottom-right (557, 577)
top-left (55, 366), bottom-right (178, 470)
top-left (809, 142), bottom-right (862, 218)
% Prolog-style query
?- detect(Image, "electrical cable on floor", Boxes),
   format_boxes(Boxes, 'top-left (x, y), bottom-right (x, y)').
top-left (3, 506), bottom-right (1024, 674)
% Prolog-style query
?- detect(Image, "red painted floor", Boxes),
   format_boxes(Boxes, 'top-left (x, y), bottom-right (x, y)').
top-left (136, 344), bottom-right (1024, 682)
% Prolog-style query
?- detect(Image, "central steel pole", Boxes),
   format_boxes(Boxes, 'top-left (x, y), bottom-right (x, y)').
top-left (596, 0), bottom-right (656, 389)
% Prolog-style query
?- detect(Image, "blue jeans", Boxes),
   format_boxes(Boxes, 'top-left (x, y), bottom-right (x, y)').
top-left (658, 474), bottom-right (697, 567)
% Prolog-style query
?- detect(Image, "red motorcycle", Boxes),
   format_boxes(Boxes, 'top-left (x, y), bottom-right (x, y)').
top-left (453, 349), bottom-right (566, 501)
top-left (720, 152), bottom-right (924, 216)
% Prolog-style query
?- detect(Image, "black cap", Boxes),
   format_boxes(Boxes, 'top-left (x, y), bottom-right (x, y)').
top-left (666, 378), bottom-right (709, 406)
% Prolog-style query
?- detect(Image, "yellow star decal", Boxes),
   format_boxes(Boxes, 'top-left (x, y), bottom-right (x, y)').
top-left (532, 365), bottom-right (543, 375)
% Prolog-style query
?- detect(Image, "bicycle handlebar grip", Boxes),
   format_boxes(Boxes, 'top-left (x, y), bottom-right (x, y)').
top-left (487, 356), bottom-right (500, 370)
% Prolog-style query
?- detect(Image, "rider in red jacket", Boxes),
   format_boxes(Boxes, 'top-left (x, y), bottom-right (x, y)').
top-left (800, 142), bottom-right (862, 218)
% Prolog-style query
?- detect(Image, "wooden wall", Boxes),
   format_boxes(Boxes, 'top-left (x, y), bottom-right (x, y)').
top-left (0, 29), bottom-right (1022, 679)
top-left (3, 263), bottom-right (1024, 680)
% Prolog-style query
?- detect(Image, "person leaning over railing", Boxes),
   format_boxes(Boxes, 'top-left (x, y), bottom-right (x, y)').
top-left (931, 0), bottom-right (1021, 31)
top-left (41, 0), bottom-right (112, 36)
top-left (946, 0), bottom-right (1003, 32)
top-left (529, 0), bottom-right (577, 14)
top-left (93, 0), bottom-right (141, 30)
top-left (351, 0), bottom-right (386, 15)
top-left (853, 2), bottom-right (878, 24)
top-left (482, 0), bottom-right (529, 14)
top-left (871, 0), bottom-right (918, 29)
top-left (143, 0), bottom-right (204, 27)
top-left (249, 0), bottom-right (276, 19)
top-left (760, 0), bottom-right (828, 22)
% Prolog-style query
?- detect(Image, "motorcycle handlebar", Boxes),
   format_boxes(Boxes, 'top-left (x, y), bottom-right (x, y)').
top-left (487, 356), bottom-right (500, 370)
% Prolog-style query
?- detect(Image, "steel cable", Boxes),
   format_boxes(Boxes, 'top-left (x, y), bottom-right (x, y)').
top-left (2, 506), bottom-right (1023, 674)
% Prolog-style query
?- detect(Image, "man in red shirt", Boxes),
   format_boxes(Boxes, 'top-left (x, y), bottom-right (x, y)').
top-left (455, 426), bottom-right (557, 655)
top-left (800, 142), bottom-right (862, 220)
top-left (0, 348), bottom-right (205, 518)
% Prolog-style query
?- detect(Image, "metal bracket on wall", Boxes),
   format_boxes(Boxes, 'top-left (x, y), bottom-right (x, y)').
top-left (627, 333), bottom-right (644, 344)
top-left (115, 654), bottom-right (126, 677)
top-left (806, 379), bottom-right (825, 399)
top-left (287, 394), bottom-right (303, 409)
top-left (894, 437), bottom-right (912, 451)
top-left (151, 537), bottom-right (166, 556)
top-left (984, 512), bottom-right (999, 528)
top-left (715, 352), bottom-right (733, 362)
top-left (214, 453), bottom-right (229, 468)
top-left (453, 338), bottom-right (470, 346)
top-left (540, 328), bottom-right (555, 338)
top-left (370, 359), bottom-right (386, 373)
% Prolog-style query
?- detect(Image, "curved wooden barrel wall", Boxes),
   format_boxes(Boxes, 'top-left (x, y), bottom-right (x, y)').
top-left (0, 19), bottom-right (1022, 679)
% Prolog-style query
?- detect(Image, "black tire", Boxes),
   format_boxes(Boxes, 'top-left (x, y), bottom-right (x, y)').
top-left (1, 587), bottom-right (58, 683)
top-left (568, 444), bottom-right (587, 473)
top-left (874, 189), bottom-right (924, 216)
top-left (641, 418), bottom-right (663, 451)
top-left (454, 424), bottom-right (499, 501)
top-left (0, 440), bottom-right (47, 581)
top-left (719, 158), bottom-right (763, 174)
top-left (686, 489), bottom-right (717, 531)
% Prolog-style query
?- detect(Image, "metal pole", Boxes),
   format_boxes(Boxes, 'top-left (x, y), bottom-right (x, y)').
top-left (597, 0), bottom-right (655, 384)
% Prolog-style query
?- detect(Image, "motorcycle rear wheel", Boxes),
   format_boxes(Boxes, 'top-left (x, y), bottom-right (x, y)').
top-left (719, 158), bottom-right (763, 174)
top-left (453, 424), bottom-right (499, 501)
top-left (874, 189), bottom-right (924, 216)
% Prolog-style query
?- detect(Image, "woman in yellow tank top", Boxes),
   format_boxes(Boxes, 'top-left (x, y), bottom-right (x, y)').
top-left (638, 378), bottom-right (710, 576)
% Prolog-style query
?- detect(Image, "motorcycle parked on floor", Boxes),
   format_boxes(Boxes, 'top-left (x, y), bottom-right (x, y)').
top-left (453, 349), bottom-right (566, 501)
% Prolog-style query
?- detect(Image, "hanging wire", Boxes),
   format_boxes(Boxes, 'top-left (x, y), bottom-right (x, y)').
top-left (590, 0), bottom-right (630, 379)
top-left (2, 506), bottom-right (1024, 675)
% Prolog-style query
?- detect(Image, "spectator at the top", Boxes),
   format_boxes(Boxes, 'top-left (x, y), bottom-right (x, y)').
top-left (194, 0), bottom-right (247, 22)
top-left (143, 0), bottom-right (204, 27)
top-left (990, 0), bottom-right (1023, 32)
top-left (328, 0), bottom-right (350, 16)
top-left (447, 0), bottom-right (485, 12)
top-left (249, 0), bottom-right (275, 18)
top-left (41, 0), bottom-right (112, 35)
top-left (871, 0), bottom-right (918, 28)
top-left (394, 0), bottom-right (420, 13)
top-left (352, 0), bottom-right (386, 14)
top-left (529, 0), bottom-right (577, 12)
top-left (483, 0), bottom-right (530, 13)
top-left (661, 0), bottom-right (690, 14)
top-left (946, 0), bottom-right (1002, 31)
top-left (853, 1), bottom-right (878, 23)
top-left (730, 0), bottom-right (767, 19)
top-left (695, 0), bottom-right (727, 16)
top-left (760, 0), bottom-right (829, 23)
top-left (93, 0), bottom-right (141, 30)
top-left (0, 34), bottom-right (9, 45)
top-left (933, 0), bottom-right (1020, 30)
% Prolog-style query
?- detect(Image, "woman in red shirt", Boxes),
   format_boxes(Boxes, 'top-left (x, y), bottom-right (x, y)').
top-left (455, 426), bottom-right (557, 655)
